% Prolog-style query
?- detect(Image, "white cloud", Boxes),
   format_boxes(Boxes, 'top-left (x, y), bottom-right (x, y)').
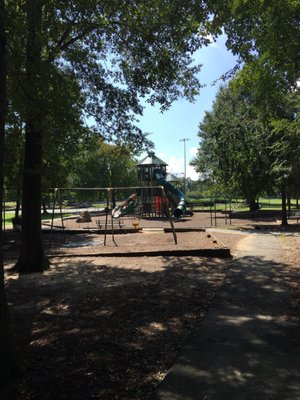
top-left (187, 165), bottom-right (199, 181)
top-left (157, 151), bottom-right (168, 160)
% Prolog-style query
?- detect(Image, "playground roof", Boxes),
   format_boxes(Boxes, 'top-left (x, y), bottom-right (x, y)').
top-left (137, 151), bottom-right (168, 166)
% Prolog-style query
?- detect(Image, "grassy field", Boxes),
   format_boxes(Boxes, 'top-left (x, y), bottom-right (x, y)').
top-left (189, 197), bottom-right (299, 212)
top-left (2, 211), bottom-right (71, 228)
top-left (2, 211), bottom-right (15, 227)
top-left (3, 198), bottom-right (299, 225)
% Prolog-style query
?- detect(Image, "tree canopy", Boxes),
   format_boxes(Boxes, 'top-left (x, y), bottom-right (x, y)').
top-left (4, 0), bottom-right (222, 273)
top-left (6, 0), bottom-right (213, 149)
top-left (192, 73), bottom-right (300, 217)
top-left (192, 0), bottom-right (299, 217)
top-left (70, 137), bottom-right (137, 189)
top-left (191, 82), bottom-right (272, 209)
top-left (210, 0), bottom-right (300, 88)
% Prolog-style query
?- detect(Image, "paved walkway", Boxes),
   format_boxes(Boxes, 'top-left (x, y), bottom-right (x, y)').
top-left (150, 232), bottom-right (300, 400)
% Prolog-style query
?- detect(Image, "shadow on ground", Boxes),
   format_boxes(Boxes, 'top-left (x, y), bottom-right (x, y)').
top-left (3, 255), bottom-right (228, 400)
top-left (150, 254), bottom-right (300, 400)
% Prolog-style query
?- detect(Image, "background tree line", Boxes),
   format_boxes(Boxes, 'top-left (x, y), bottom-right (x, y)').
top-left (191, 77), bottom-right (300, 221)
top-left (191, 0), bottom-right (299, 221)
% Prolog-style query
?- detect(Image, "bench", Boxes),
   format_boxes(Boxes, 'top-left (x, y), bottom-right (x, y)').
top-left (287, 211), bottom-right (300, 223)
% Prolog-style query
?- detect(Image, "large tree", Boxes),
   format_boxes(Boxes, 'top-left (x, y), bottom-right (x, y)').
top-left (71, 138), bottom-right (137, 188)
top-left (268, 91), bottom-right (300, 224)
top-left (5, 0), bottom-right (214, 273)
top-left (230, 68), bottom-right (300, 224)
top-left (11, 0), bottom-right (48, 272)
top-left (191, 83), bottom-right (272, 210)
top-left (202, 1), bottom-right (300, 219)
top-left (0, 0), bottom-right (20, 383)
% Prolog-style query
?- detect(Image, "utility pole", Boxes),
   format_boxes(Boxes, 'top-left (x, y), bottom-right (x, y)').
top-left (180, 138), bottom-right (190, 194)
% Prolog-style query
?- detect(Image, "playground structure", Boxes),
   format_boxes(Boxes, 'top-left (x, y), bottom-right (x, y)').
top-left (1, 151), bottom-right (200, 248)
top-left (41, 151), bottom-right (195, 245)
top-left (134, 151), bottom-right (192, 219)
top-left (48, 186), bottom-right (182, 246)
top-left (50, 151), bottom-right (192, 229)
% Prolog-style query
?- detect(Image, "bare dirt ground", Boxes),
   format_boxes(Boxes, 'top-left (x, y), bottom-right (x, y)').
top-left (48, 208), bottom-right (282, 232)
top-left (2, 212), bottom-right (300, 400)
top-left (279, 234), bottom-right (300, 311)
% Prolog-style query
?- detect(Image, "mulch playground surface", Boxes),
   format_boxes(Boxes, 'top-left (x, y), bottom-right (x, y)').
top-left (3, 209), bottom-right (290, 259)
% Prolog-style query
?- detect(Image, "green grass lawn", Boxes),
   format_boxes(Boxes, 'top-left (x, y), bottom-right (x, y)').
top-left (2, 211), bottom-right (15, 227)
top-left (3, 198), bottom-right (298, 225)
top-left (188, 197), bottom-right (299, 212)
top-left (2, 211), bottom-right (73, 228)
top-left (259, 198), bottom-right (299, 210)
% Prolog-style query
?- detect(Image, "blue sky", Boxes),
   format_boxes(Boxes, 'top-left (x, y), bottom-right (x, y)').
top-left (137, 34), bottom-right (238, 180)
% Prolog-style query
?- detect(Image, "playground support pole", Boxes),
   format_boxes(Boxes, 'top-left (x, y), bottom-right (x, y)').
top-left (161, 187), bottom-right (177, 245)
top-left (180, 137), bottom-right (190, 195)
top-left (104, 189), bottom-right (108, 246)
top-left (50, 188), bottom-right (66, 242)
top-left (214, 201), bottom-right (217, 226)
top-left (58, 189), bottom-right (65, 242)
top-left (50, 189), bottom-right (56, 232)
top-left (106, 188), bottom-right (117, 247)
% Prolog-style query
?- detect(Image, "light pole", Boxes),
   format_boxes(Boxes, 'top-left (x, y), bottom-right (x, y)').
top-left (180, 138), bottom-right (190, 194)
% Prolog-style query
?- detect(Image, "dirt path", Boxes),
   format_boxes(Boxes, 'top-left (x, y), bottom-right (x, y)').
top-left (150, 232), bottom-right (300, 400)
top-left (237, 232), bottom-right (284, 261)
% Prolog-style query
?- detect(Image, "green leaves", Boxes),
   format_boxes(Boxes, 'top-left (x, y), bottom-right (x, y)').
top-left (219, 0), bottom-right (299, 88)
top-left (5, 0), bottom-right (223, 194)
top-left (6, 0), bottom-right (214, 161)
top-left (193, 67), bottom-right (300, 208)
top-left (192, 83), bottom-right (272, 201)
top-left (268, 92), bottom-right (300, 191)
top-left (71, 138), bottom-right (137, 188)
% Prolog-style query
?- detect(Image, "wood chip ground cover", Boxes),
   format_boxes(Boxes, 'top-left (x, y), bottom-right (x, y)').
top-left (3, 225), bottom-right (299, 400)
top-left (4, 254), bottom-right (230, 400)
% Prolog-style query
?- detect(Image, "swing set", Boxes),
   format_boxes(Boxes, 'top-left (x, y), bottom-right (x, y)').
top-left (49, 186), bottom-right (178, 246)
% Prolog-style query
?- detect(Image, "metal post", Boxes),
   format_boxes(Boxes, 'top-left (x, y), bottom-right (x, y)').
top-left (180, 138), bottom-right (190, 195)
top-left (107, 188), bottom-right (117, 247)
top-left (58, 189), bottom-right (66, 242)
top-left (161, 186), bottom-right (177, 245)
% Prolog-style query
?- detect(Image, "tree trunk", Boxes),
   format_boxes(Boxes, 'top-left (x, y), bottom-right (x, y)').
top-left (0, 0), bottom-right (21, 382)
top-left (281, 184), bottom-right (288, 226)
top-left (248, 197), bottom-right (259, 212)
top-left (14, 0), bottom-right (49, 273)
top-left (42, 199), bottom-right (48, 214)
top-left (287, 194), bottom-right (291, 212)
top-left (14, 188), bottom-right (21, 219)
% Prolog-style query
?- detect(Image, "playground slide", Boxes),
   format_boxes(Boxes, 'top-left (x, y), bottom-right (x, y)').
top-left (112, 170), bottom-right (191, 219)
top-left (112, 193), bottom-right (138, 218)
top-left (153, 168), bottom-right (190, 218)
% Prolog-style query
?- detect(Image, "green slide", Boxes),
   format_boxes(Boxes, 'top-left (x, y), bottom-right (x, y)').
top-left (153, 168), bottom-right (191, 218)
